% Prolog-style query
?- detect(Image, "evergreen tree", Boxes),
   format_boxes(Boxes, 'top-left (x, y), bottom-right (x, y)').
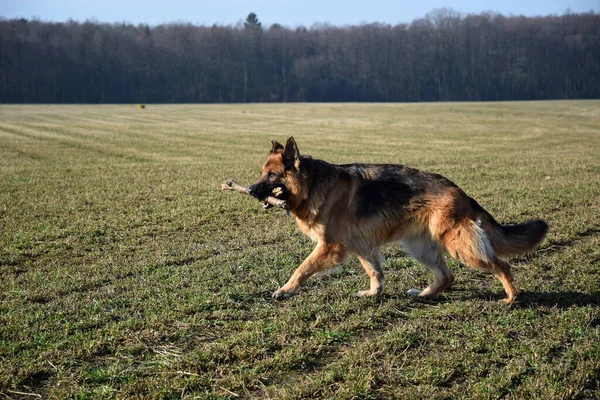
top-left (244, 12), bottom-right (262, 31)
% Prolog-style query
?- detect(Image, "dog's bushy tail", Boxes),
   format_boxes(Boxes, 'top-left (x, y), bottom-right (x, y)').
top-left (487, 219), bottom-right (549, 257)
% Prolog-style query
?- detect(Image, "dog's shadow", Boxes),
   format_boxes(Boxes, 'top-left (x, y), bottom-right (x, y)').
top-left (515, 290), bottom-right (600, 308)
top-left (378, 288), bottom-right (600, 308)
top-left (461, 289), bottom-right (600, 308)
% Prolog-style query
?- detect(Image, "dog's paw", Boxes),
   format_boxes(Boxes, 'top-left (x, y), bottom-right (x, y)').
top-left (357, 287), bottom-right (382, 297)
top-left (406, 288), bottom-right (422, 297)
top-left (272, 288), bottom-right (297, 300)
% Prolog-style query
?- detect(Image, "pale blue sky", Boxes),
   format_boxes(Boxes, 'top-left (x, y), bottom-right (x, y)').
top-left (1, 0), bottom-right (597, 27)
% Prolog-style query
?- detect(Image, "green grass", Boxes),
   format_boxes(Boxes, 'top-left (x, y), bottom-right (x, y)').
top-left (1, 101), bottom-right (599, 399)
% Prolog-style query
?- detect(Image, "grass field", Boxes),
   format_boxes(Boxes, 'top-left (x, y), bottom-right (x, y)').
top-left (1, 101), bottom-right (599, 399)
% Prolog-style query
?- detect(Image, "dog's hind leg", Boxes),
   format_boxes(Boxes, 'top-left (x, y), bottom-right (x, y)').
top-left (273, 242), bottom-right (347, 300)
top-left (452, 252), bottom-right (518, 304)
top-left (357, 250), bottom-right (385, 297)
top-left (442, 220), bottom-right (519, 304)
top-left (489, 258), bottom-right (519, 304)
top-left (402, 238), bottom-right (454, 299)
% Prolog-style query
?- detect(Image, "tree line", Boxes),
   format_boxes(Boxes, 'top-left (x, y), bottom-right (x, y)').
top-left (1, 9), bottom-right (599, 103)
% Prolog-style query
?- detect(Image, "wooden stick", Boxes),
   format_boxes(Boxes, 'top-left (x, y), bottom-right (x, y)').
top-left (221, 180), bottom-right (288, 209)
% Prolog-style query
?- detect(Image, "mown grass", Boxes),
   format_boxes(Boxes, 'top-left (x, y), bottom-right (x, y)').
top-left (0, 101), bottom-right (599, 399)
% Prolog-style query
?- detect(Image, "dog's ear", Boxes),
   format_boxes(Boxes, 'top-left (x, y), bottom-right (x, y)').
top-left (283, 137), bottom-right (300, 169)
top-left (270, 139), bottom-right (284, 154)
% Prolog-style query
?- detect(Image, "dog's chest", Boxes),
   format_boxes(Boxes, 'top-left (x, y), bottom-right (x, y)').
top-left (296, 218), bottom-right (321, 242)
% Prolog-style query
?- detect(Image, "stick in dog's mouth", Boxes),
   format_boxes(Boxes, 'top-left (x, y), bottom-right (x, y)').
top-left (221, 180), bottom-right (288, 210)
top-left (262, 186), bottom-right (286, 209)
top-left (265, 186), bottom-right (287, 209)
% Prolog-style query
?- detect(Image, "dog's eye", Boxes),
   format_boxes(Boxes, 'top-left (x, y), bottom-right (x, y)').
top-left (268, 172), bottom-right (277, 178)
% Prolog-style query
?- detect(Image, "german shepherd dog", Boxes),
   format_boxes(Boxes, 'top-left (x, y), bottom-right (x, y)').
top-left (248, 137), bottom-right (548, 304)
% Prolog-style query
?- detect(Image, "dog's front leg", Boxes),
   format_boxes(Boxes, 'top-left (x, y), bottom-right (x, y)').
top-left (273, 243), bottom-right (346, 300)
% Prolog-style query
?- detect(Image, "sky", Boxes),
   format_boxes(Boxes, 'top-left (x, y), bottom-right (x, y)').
top-left (0, 0), bottom-right (597, 27)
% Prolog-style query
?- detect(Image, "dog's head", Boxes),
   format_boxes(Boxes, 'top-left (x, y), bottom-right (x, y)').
top-left (248, 137), bottom-right (302, 209)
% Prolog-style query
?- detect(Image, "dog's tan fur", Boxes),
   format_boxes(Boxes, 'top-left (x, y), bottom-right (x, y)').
top-left (248, 137), bottom-right (548, 303)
